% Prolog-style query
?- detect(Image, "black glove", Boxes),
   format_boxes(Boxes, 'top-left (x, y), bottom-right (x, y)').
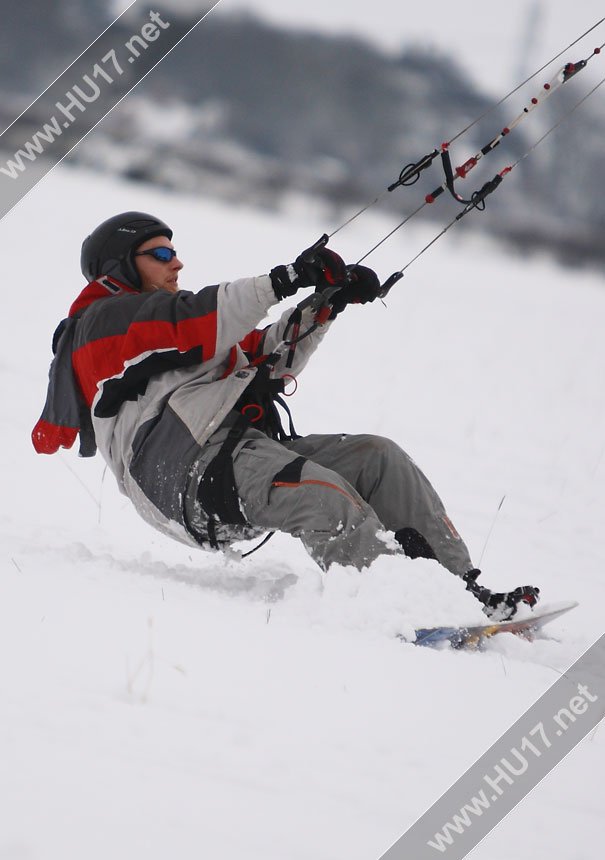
top-left (463, 569), bottom-right (540, 622)
top-left (327, 264), bottom-right (382, 317)
top-left (270, 248), bottom-right (347, 301)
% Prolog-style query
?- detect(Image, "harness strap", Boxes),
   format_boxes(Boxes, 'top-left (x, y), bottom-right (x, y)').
top-left (284, 307), bottom-right (302, 369)
top-left (195, 337), bottom-right (302, 550)
top-left (196, 413), bottom-right (250, 548)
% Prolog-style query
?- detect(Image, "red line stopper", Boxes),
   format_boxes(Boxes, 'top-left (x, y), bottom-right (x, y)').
top-left (456, 156), bottom-right (478, 179)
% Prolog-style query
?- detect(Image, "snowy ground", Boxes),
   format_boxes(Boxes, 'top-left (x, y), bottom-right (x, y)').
top-left (1, 165), bottom-right (604, 859)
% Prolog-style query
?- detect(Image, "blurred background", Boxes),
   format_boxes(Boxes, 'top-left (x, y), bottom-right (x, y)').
top-left (1, 0), bottom-right (604, 267)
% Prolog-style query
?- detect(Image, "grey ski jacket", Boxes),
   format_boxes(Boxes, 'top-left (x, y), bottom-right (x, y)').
top-left (33, 273), bottom-right (329, 547)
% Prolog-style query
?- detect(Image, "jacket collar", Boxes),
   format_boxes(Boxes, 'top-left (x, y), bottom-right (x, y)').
top-left (69, 276), bottom-right (138, 318)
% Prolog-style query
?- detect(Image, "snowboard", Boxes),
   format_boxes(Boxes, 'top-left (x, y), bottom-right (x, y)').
top-left (410, 601), bottom-right (579, 650)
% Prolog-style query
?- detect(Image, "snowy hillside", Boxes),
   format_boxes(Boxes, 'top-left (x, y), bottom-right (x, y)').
top-left (1, 165), bottom-right (604, 860)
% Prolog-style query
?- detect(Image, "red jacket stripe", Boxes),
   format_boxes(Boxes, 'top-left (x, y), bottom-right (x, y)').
top-left (73, 312), bottom-right (219, 407)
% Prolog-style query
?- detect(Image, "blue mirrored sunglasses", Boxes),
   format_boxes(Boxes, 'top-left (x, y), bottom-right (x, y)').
top-left (134, 247), bottom-right (177, 262)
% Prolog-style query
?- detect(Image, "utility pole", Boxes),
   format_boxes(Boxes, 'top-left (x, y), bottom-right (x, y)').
top-left (514, 1), bottom-right (545, 83)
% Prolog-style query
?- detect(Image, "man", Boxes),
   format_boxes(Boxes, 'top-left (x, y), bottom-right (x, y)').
top-left (32, 211), bottom-right (539, 620)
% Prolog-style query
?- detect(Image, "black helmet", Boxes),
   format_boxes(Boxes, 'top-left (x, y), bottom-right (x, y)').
top-left (80, 211), bottom-right (173, 290)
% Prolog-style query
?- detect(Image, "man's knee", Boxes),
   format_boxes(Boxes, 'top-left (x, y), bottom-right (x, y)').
top-left (268, 457), bottom-right (372, 536)
top-left (342, 433), bottom-right (408, 466)
top-left (269, 460), bottom-right (395, 571)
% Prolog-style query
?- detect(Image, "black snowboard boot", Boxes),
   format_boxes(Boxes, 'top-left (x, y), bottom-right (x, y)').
top-left (463, 569), bottom-right (540, 621)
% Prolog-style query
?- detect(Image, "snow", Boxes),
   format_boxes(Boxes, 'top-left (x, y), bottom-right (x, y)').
top-left (1, 164), bottom-right (604, 859)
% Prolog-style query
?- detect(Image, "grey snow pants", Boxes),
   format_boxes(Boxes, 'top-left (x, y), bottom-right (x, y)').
top-left (188, 428), bottom-right (474, 577)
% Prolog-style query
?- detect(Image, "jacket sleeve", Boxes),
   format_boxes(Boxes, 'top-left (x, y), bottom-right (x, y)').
top-left (31, 317), bottom-right (97, 456)
top-left (217, 276), bottom-right (279, 345)
top-left (73, 276), bottom-right (279, 408)
top-left (240, 300), bottom-right (332, 379)
top-left (128, 275), bottom-right (278, 360)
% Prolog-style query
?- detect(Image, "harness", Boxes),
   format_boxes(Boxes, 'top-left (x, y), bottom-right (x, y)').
top-left (192, 317), bottom-right (302, 553)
